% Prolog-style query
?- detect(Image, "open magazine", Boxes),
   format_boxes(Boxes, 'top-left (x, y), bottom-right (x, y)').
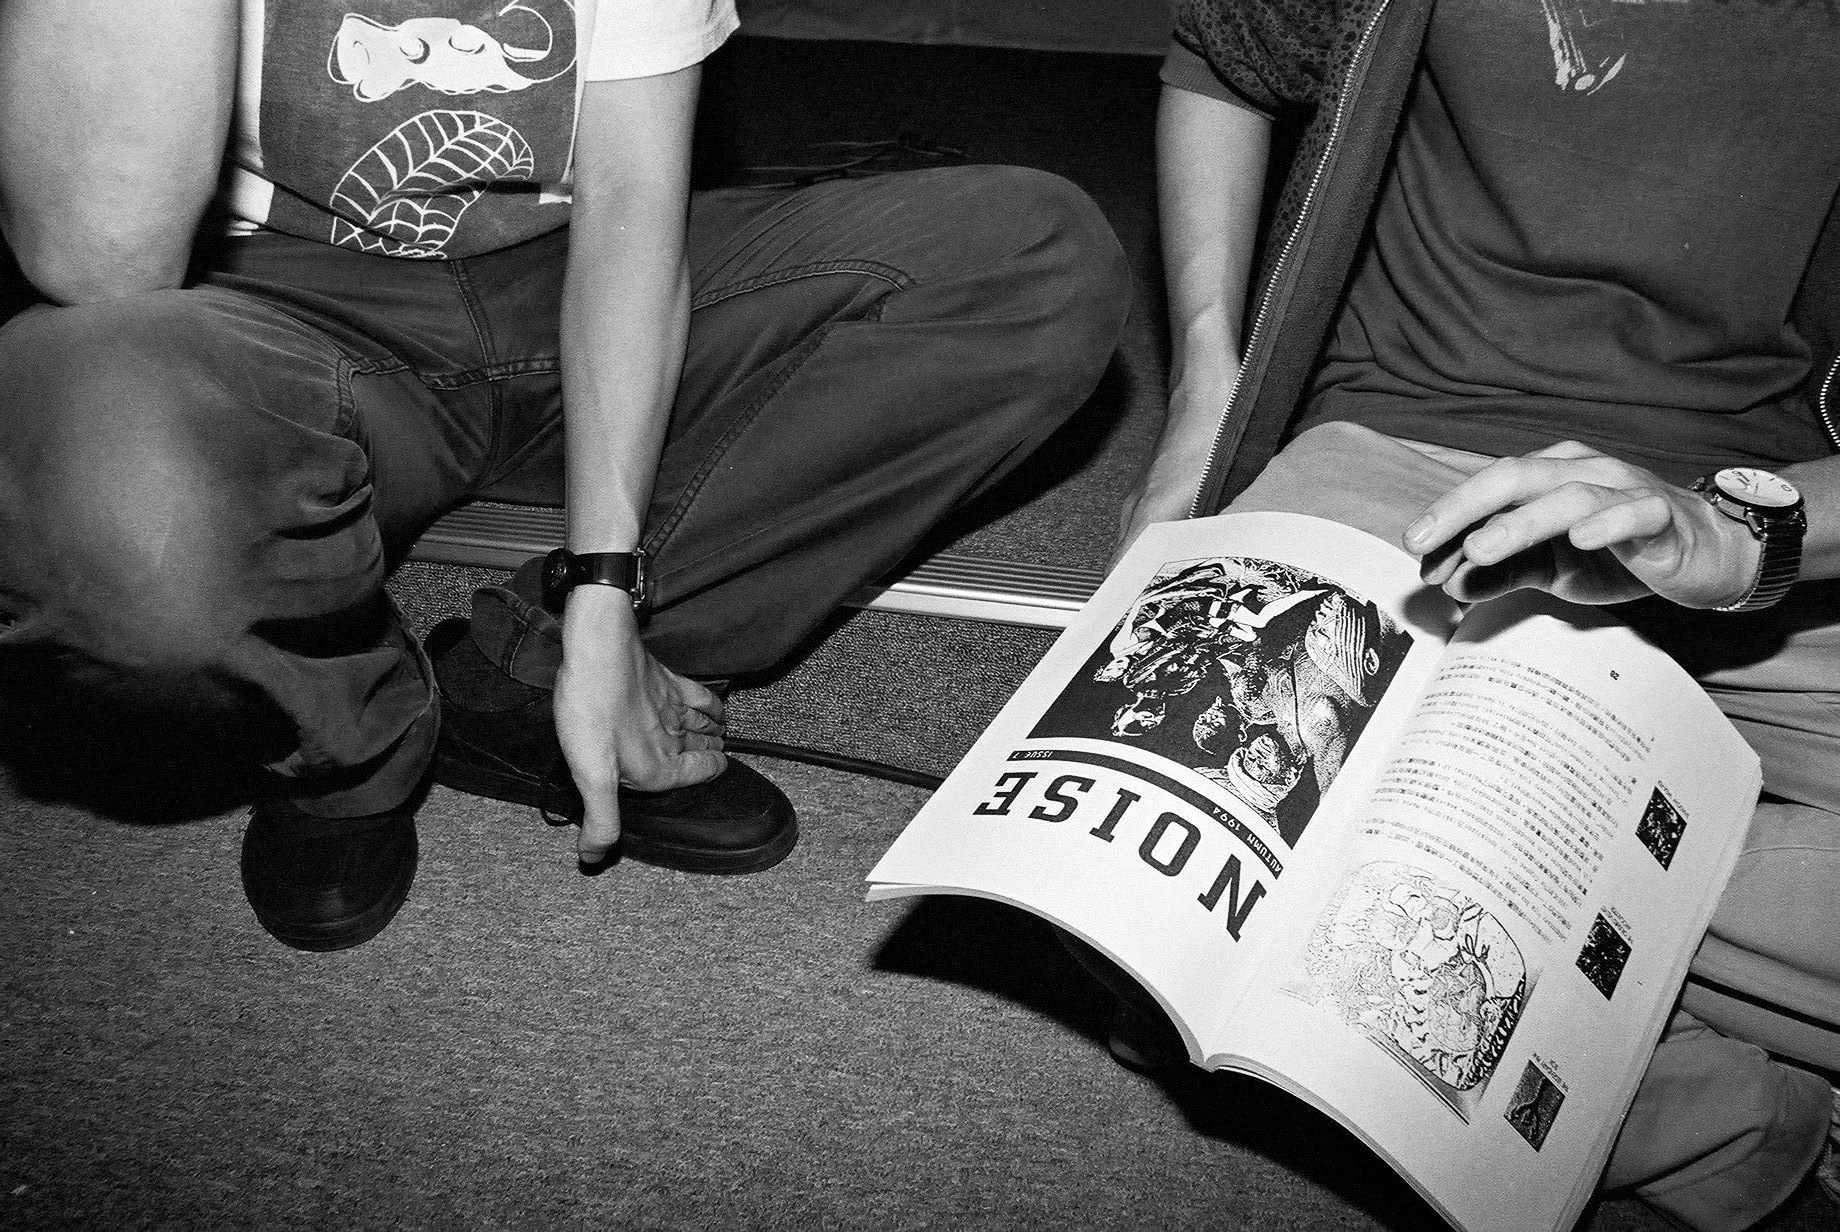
top-left (866, 513), bottom-right (1760, 1232)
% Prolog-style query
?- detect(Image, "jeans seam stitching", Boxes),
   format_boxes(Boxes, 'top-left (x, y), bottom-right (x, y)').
top-left (405, 361), bottom-right (560, 390)
top-left (448, 260), bottom-right (508, 471)
top-left (692, 260), bottom-right (910, 313)
top-left (334, 357), bottom-right (359, 439)
top-left (641, 296), bottom-right (889, 575)
top-left (640, 324), bottom-right (819, 562)
top-left (506, 618), bottom-right (531, 675)
top-left (348, 358), bottom-right (408, 378)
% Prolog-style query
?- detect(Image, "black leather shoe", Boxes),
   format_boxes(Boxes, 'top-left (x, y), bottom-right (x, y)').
top-left (240, 795), bottom-right (419, 952)
top-left (607, 759), bottom-right (798, 874)
top-left (426, 607), bottom-right (797, 875)
top-left (1054, 925), bottom-right (1185, 1072)
top-left (1105, 997), bottom-right (1186, 1073)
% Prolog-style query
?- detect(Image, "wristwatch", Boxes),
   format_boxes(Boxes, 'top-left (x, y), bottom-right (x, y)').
top-left (541, 547), bottom-right (649, 616)
top-left (1689, 467), bottom-right (1806, 612)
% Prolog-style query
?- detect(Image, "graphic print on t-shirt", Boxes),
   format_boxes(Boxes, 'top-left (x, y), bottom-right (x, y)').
top-left (1300, 0), bottom-right (1840, 475)
top-left (260, 0), bottom-right (578, 259)
top-left (326, 109), bottom-right (539, 256)
top-left (1536, 0), bottom-right (1840, 96)
top-left (1538, 0), bottom-right (1629, 94)
top-left (329, 5), bottom-right (576, 100)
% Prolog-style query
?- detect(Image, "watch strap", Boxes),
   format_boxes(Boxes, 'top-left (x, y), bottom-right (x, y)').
top-left (1691, 475), bottom-right (1806, 612)
top-left (1716, 516), bottom-right (1803, 612)
top-left (541, 548), bottom-right (649, 615)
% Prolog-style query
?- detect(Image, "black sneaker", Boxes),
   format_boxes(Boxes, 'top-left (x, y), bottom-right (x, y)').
top-left (1055, 926), bottom-right (1186, 1072)
top-left (1105, 996), bottom-right (1186, 1073)
top-left (425, 591), bottom-right (796, 874)
top-left (240, 795), bottom-right (419, 952)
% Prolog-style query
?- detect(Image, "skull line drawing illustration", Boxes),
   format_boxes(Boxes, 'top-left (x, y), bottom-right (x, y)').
top-left (330, 0), bottom-right (578, 101)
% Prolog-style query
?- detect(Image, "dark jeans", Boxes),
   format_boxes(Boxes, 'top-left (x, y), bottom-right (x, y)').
top-left (0, 166), bottom-right (1130, 816)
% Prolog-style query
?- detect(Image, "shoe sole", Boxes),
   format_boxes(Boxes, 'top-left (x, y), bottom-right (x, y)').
top-left (434, 748), bottom-right (796, 875)
top-left (618, 816), bottom-right (799, 875)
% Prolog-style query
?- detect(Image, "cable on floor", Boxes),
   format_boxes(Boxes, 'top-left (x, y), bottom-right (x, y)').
top-left (726, 737), bottom-right (945, 792)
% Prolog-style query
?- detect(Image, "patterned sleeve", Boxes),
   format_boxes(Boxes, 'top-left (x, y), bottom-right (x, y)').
top-left (1170, 0), bottom-right (1341, 115)
top-left (1161, 39), bottom-right (1271, 116)
top-left (579, 0), bottom-right (740, 81)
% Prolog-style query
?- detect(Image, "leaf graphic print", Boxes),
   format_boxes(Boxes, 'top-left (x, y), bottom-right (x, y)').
top-left (329, 110), bottom-right (536, 257)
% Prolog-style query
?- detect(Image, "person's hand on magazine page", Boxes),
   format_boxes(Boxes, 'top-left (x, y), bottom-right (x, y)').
top-left (1402, 440), bottom-right (1762, 609)
top-left (553, 587), bottom-right (727, 864)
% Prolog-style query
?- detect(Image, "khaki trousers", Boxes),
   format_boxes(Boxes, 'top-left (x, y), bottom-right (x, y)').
top-left (1231, 422), bottom-right (1838, 1231)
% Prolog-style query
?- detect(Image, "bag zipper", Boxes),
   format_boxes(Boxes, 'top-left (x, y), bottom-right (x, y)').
top-left (1186, 0), bottom-right (1394, 518)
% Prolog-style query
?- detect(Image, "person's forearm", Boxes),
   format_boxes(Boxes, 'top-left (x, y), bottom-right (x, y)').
top-left (561, 215), bottom-right (688, 554)
top-left (0, 0), bottom-right (236, 304)
top-left (560, 70), bottom-right (699, 556)
top-left (1159, 85), bottom-right (1269, 402)
top-left (551, 68), bottom-right (712, 842)
top-left (1111, 84), bottom-right (1275, 549)
top-left (1148, 85), bottom-right (1273, 493)
top-left (1779, 452), bottom-right (1840, 583)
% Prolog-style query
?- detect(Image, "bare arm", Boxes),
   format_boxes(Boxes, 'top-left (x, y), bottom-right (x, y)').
top-left (561, 70), bottom-right (697, 562)
top-left (551, 67), bottom-right (725, 863)
top-left (0, 0), bottom-right (236, 304)
top-left (1116, 84), bottom-right (1271, 556)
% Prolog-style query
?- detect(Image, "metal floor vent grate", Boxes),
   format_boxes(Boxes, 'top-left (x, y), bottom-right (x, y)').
top-left (410, 503), bottom-right (1104, 629)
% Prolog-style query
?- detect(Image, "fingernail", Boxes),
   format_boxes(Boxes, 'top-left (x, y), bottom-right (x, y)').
top-left (1404, 516), bottom-right (1434, 546)
top-left (1469, 526), bottom-right (1506, 557)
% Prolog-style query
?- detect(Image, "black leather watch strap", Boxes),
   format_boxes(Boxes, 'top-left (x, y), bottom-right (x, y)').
top-left (541, 548), bottom-right (649, 615)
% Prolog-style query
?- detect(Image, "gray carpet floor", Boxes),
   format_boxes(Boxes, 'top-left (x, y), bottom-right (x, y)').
top-left (8, 762), bottom-right (1833, 1230)
top-left (4, 36), bottom-right (1835, 1232)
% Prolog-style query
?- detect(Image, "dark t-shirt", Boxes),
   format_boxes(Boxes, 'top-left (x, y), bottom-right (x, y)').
top-left (221, 1), bottom-right (736, 260)
top-left (1301, 0), bottom-right (1840, 481)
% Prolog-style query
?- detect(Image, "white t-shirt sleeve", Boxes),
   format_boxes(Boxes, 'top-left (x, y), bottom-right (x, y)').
top-left (579, 0), bottom-right (740, 81)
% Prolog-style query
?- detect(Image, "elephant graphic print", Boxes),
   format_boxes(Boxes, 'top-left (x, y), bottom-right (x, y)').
top-left (257, 0), bottom-right (579, 258)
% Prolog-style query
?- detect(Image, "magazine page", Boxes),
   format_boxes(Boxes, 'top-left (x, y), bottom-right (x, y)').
top-left (1214, 592), bottom-right (1761, 1232)
top-left (866, 513), bottom-right (1461, 1059)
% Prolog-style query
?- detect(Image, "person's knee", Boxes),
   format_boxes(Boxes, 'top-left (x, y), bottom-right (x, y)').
top-left (991, 165), bottom-right (1127, 267)
top-left (0, 297), bottom-right (283, 676)
top-left (1709, 800), bottom-right (1840, 984)
top-left (10, 301), bottom-right (221, 512)
top-left (5, 292), bottom-right (245, 469)
top-left (1610, 1016), bottom-right (1830, 1227)
top-left (1281, 420), bottom-right (1395, 464)
top-left (5, 512), bottom-right (242, 685)
top-left (1249, 424), bottom-right (1384, 497)
top-left (973, 165), bottom-right (1132, 340)
top-left (1231, 422), bottom-right (1441, 542)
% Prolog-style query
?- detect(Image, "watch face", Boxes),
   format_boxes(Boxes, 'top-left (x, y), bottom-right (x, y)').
top-left (542, 548), bottom-right (572, 598)
top-left (1714, 467), bottom-right (1800, 509)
